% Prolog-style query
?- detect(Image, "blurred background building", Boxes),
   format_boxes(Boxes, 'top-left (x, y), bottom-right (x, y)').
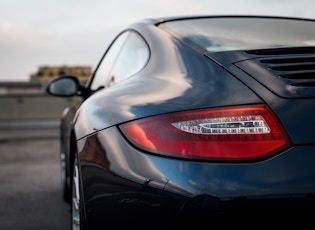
top-left (30, 65), bottom-right (92, 84)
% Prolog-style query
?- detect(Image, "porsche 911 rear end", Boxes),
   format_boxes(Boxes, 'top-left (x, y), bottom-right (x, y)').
top-left (79, 54), bottom-right (315, 228)
top-left (53, 16), bottom-right (315, 229)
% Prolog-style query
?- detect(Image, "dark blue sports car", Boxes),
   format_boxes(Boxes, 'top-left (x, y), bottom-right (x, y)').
top-left (47, 15), bottom-right (315, 229)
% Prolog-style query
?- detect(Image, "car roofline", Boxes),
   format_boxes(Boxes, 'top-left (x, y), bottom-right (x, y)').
top-left (140, 14), bottom-right (315, 26)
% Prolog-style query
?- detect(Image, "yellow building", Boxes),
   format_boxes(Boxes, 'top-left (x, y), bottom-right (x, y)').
top-left (30, 65), bottom-right (92, 84)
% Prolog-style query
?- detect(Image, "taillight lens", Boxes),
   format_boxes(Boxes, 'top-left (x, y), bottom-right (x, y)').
top-left (119, 105), bottom-right (291, 162)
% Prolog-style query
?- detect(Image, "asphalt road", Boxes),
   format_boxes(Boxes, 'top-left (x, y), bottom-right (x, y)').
top-left (0, 127), bottom-right (71, 230)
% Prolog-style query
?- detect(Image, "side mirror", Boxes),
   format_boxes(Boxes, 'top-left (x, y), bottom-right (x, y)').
top-left (46, 76), bottom-right (80, 97)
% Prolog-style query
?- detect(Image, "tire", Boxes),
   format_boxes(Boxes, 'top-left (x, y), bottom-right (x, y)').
top-left (71, 156), bottom-right (86, 230)
top-left (60, 150), bottom-right (70, 202)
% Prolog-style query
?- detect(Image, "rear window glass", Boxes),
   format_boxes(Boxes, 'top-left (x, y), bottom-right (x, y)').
top-left (158, 17), bottom-right (315, 52)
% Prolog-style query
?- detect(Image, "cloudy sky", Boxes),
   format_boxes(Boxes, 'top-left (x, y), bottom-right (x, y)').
top-left (1, 0), bottom-right (315, 82)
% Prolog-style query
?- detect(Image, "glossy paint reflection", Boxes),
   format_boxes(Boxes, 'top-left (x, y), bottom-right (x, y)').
top-left (74, 42), bottom-right (262, 140)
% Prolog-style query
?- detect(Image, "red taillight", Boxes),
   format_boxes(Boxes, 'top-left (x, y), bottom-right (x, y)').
top-left (119, 105), bottom-right (291, 162)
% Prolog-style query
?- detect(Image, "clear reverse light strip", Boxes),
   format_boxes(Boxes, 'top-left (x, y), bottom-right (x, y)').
top-left (172, 115), bottom-right (270, 135)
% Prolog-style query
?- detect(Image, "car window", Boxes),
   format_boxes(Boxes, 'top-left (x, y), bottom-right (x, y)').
top-left (90, 31), bottom-right (129, 91)
top-left (159, 17), bottom-right (315, 52)
top-left (90, 30), bottom-right (149, 91)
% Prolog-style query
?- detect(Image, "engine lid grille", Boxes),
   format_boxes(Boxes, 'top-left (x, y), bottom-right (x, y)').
top-left (234, 47), bottom-right (315, 98)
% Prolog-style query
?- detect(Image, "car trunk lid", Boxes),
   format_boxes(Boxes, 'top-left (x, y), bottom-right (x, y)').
top-left (205, 47), bottom-right (315, 145)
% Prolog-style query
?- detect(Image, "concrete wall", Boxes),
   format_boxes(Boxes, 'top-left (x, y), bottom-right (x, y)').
top-left (0, 94), bottom-right (81, 127)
